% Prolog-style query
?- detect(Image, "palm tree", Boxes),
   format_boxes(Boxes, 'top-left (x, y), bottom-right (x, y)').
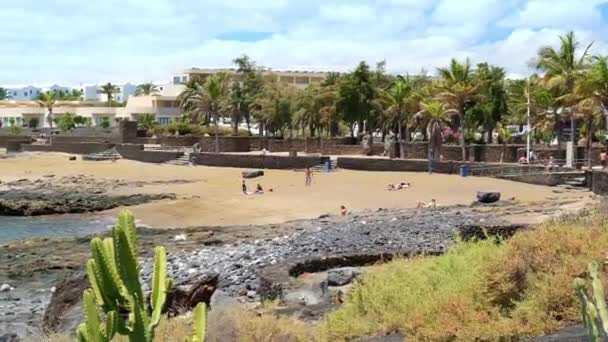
top-left (135, 82), bottom-right (159, 96)
top-left (317, 73), bottom-right (341, 137)
top-left (379, 76), bottom-right (424, 158)
top-left (535, 31), bottom-right (592, 164)
top-left (437, 58), bottom-right (479, 161)
top-left (0, 88), bottom-right (11, 100)
top-left (136, 113), bottom-right (157, 130)
top-left (574, 55), bottom-right (608, 166)
top-left (416, 101), bottom-right (453, 161)
top-left (98, 83), bottom-right (120, 106)
top-left (179, 73), bottom-right (229, 152)
top-left (36, 90), bottom-right (58, 136)
top-left (496, 124), bottom-right (512, 163)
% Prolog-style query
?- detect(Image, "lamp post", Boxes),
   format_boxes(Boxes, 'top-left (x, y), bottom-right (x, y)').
top-left (526, 77), bottom-right (531, 162)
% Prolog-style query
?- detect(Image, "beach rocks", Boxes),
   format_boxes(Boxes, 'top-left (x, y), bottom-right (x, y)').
top-left (477, 192), bottom-right (501, 204)
top-left (327, 267), bottom-right (361, 286)
top-left (0, 191), bottom-right (175, 216)
top-left (242, 170), bottom-right (264, 179)
top-left (0, 284), bottom-right (11, 292)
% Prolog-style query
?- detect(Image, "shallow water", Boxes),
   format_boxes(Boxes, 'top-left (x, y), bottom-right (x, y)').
top-left (0, 214), bottom-right (114, 243)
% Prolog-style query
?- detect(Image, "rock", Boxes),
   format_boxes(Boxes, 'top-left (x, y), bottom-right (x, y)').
top-left (246, 291), bottom-right (256, 299)
top-left (165, 273), bottom-right (219, 317)
top-left (50, 287), bottom-right (56, 293)
top-left (174, 234), bottom-right (187, 241)
top-left (318, 213), bottom-right (330, 219)
top-left (242, 170), bottom-right (264, 179)
top-left (0, 333), bottom-right (20, 342)
top-left (327, 267), bottom-right (361, 286)
top-left (0, 284), bottom-right (11, 293)
top-left (477, 192), bottom-right (501, 204)
top-left (68, 156), bottom-right (77, 161)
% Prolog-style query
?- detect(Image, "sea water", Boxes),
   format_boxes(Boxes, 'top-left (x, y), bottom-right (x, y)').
top-left (0, 214), bottom-right (114, 243)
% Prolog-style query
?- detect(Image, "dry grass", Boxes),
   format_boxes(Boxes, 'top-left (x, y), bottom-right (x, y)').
top-left (324, 207), bottom-right (608, 341)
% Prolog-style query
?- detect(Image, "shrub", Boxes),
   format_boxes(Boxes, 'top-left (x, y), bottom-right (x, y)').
top-left (8, 124), bottom-right (22, 136)
top-left (100, 117), bottom-right (111, 129)
top-left (325, 207), bottom-right (608, 341)
top-left (28, 117), bottom-right (40, 129)
top-left (56, 113), bottom-right (76, 132)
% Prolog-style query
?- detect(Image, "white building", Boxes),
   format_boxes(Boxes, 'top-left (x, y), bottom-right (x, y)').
top-left (7, 86), bottom-right (41, 101)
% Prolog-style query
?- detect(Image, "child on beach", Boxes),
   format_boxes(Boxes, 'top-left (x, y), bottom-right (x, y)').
top-left (305, 167), bottom-right (313, 186)
top-left (340, 205), bottom-right (348, 216)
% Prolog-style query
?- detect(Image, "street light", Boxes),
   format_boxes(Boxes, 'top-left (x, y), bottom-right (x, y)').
top-left (526, 77), bottom-right (531, 162)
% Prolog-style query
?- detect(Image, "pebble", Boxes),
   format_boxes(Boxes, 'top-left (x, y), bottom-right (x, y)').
top-left (0, 284), bottom-right (11, 293)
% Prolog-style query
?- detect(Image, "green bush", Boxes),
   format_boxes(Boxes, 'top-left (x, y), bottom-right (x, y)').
top-left (56, 113), bottom-right (76, 132)
top-left (28, 117), bottom-right (39, 129)
top-left (325, 208), bottom-right (608, 341)
top-left (100, 117), bottom-right (111, 129)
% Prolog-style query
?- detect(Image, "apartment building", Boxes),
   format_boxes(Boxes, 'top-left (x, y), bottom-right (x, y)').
top-left (173, 68), bottom-right (329, 89)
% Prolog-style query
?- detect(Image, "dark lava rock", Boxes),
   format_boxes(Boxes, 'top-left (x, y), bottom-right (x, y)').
top-left (165, 273), bottom-right (219, 317)
top-left (0, 333), bottom-right (20, 342)
top-left (242, 170), bottom-right (264, 179)
top-left (477, 192), bottom-right (501, 204)
top-left (0, 191), bottom-right (175, 216)
top-left (327, 267), bottom-right (361, 286)
top-left (42, 274), bottom-right (89, 333)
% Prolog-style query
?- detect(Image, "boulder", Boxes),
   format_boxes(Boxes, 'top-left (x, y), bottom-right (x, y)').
top-left (242, 170), bottom-right (264, 179)
top-left (476, 192), bottom-right (501, 204)
top-left (0, 284), bottom-right (10, 292)
top-left (327, 267), bottom-right (361, 286)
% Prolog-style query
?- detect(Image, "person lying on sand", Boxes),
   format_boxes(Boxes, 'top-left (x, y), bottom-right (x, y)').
top-left (255, 184), bottom-right (264, 195)
top-left (417, 199), bottom-right (436, 209)
top-left (388, 182), bottom-right (411, 191)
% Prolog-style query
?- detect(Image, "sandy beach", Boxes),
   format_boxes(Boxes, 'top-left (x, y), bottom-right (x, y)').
top-left (0, 152), bottom-right (591, 228)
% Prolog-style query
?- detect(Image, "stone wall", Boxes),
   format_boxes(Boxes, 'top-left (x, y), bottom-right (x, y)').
top-left (0, 135), bottom-right (33, 149)
top-left (191, 153), bottom-right (329, 169)
top-left (337, 157), bottom-right (460, 174)
top-left (267, 137), bottom-right (357, 153)
top-left (51, 136), bottom-right (114, 144)
top-left (22, 142), bottom-right (114, 154)
top-left (116, 144), bottom-right (184, 163)
top-left (497, 172), bottom-right (584, 187)
top-left (592, 171), bottom-right (608, 195)
top-left (197, 137), bottom-right (251, 152)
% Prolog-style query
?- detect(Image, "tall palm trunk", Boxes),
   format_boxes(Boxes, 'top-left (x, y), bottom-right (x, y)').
top-left (459, 104), bottom-right (466, 161)
top-left (213, 111), bottom-right (219, 153)
top-left (48, 108), bottom-right (53, 144)
top-left (588, 117), bottom-right (593, 168)
top-left (398, 121), bottom-right (405, 159)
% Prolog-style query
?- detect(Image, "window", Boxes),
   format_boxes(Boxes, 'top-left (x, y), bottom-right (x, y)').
top-left (158, 117), bottom-right (170, 126)
top-left (24, 92), bottom-right (27, 96)
top-left (173, 76), bottom-right (181, 84)
top-left (182, 76), bottom-right (188, 82)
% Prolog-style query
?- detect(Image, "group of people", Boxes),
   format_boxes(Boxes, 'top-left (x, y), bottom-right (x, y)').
top-left (387, 182), bottom-right (411, 191)
top-left (242, 180), bottom-right (268, 195)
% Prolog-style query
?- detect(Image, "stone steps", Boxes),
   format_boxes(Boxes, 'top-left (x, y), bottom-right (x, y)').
top-left (165, 154), bottom-right (192, 166)
top-left (82, 148), bottom-right (122, 161)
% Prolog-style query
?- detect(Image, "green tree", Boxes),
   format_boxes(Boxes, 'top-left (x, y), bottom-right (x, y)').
top-left (137, 113), bottom-right (157, 130)
top-left (179, 73), bottom-right (229, 152)
top-left (379, 75), bottom-right (424, 157)
top-left (56, 113), bottom-right (76, 132)
top-left (178, 79), bottom-right (209, 126)
top-left (416, 101), bottom-right (453, 161)
top-left (535, 31), bottom-right (592, 162)
top-left (73, 115), bottom-right (87, 127)
top-left (469, 63), bottom-right (508, 143)
top-left (233, 55), bottom-right (265, 135)
top-left (437, 58), bottom-right (480, 161)
top-left (98, 83), bottom-right (120, 107)
top-left (36, 90), bottom-right (58, 133)
top-left (135, 82), bottom-right (159, 96)
top-left (337, 62), bottom-right (375, 137)
top-left (100, 117), bottom-right (111, 129)
top-left (317, 73), bottom-right (341, 137)
top-left (0, 88), bottom-right (12, 100)
top-left (496, 123), bottom-right (512, 162)
top-left (28, 117), bottom-right (40, 129)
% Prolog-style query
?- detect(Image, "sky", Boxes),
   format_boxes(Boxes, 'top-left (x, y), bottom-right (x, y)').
top-left (2, 0), bottom-right (608, 87)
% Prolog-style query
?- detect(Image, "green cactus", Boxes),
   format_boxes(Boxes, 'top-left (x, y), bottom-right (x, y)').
top-left (76, 289), bottom-right (118, 342)
top-left (81, 210), bottom-right (171, 341)
top-left (80, 210), bottom-right (209, 342)
top-left (187, 302), bottom-right (208, 342)
top-left (574, 260), bottom-right (608, 342)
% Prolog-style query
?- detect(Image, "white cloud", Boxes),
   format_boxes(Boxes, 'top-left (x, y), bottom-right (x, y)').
top-left (1, 0), bottom-right (608, 85)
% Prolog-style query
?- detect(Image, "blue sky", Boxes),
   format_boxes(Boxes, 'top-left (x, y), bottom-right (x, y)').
top-left (2, 0), bottom-right (608, 86)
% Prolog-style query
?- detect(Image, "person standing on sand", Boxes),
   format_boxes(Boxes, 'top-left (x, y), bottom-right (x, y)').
top-left (305, 167), bottom-right (313, 186)
top-left (242, 180), bottom-right (247, 195)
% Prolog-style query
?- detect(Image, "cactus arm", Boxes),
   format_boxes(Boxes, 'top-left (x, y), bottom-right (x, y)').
top-left (130, 301), bottom-right (152, 342)
top-left (575, 278), bottom-right (591, 329)
top-left (589, 261), bottom-right (608, 334)
top-left (588, 301), bottom-right (601, 342)
top-left (83, 289), bottom-right (103, 341)
top-left (150, 246), bottom-right (168, 327)
top-left (113, 222), bottom-right (144, 301)
top-left (91, 237), bottom-right (126, 307)
top-left (191, 302), bottom-right (208, 342)
top-left (117, 210), bottom-right (140, 257)
top-left (87, 259), bottom-right (105, 308)
top-left (77, 323), bottom-right (89, 342)
top-left (104, 310), bottom-right (118, 341)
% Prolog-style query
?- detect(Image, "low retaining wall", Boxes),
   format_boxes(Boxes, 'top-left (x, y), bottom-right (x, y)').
top-left (22, 142), bottom-right (114, 154)
top-left (116, 144), bottom-right (183, 163)
top-left (592, 171), bottom-right (608, 195)
top-left (0, 136), bottom-right (33, 150)
top-left (191, 153), bottom-right (329, 169)
top-left (496, 172), bottom-right (584, 187)
top-left (337, 157), bottom-right (460, 174)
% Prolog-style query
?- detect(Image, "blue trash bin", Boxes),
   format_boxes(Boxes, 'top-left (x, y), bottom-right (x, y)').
top-left (326, 160), bottom-right (333, 171)
top-left (460, 164), bottom-right (469, 177)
